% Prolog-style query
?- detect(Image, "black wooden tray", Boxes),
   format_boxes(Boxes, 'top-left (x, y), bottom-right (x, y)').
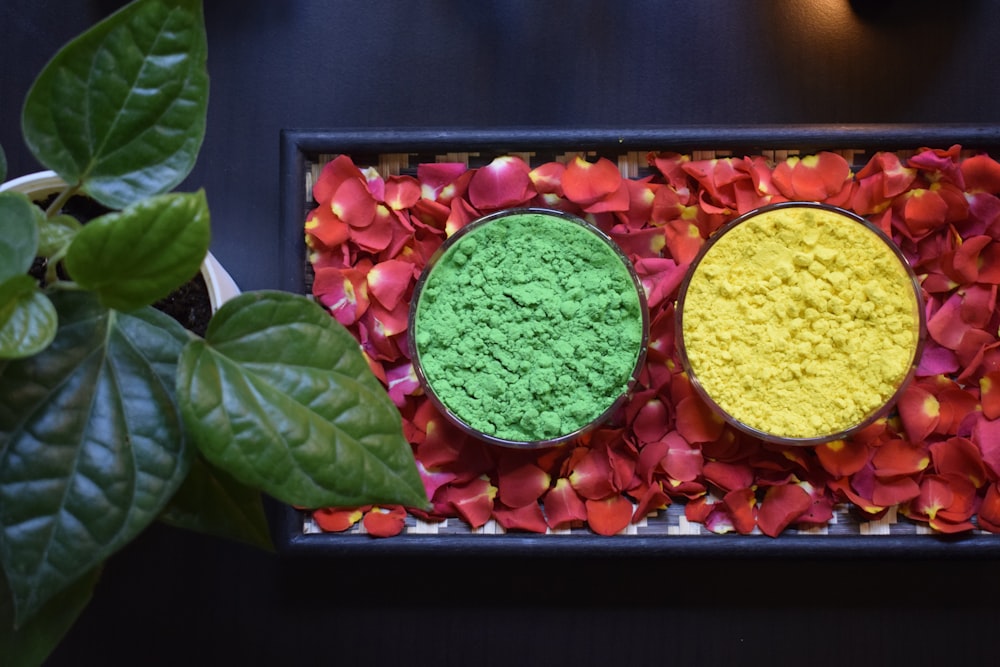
top-left (275, 125), bottom-right (1000, 558)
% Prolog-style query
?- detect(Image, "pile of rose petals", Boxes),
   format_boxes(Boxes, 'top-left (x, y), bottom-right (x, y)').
top-left (305, 146), bottom-right (1000, 538)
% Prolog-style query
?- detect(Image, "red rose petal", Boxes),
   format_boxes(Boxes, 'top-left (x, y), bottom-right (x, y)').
top-left (386, 362), bottom-right (420, 407)
top-left (662, 218), bottom-right (705, 264)
top-left (313, 506), bottom-right (367, 532)
top-left (350, 205), bottom-right (396, 252)
top-left (909, 145), bottom-right (964, 186)
top-left (619, 178), bottom-right (659, 228)
top-left (972, 414), bottom-right (1000, 478)
top-left (871, 476), bottom-right (921, 507)
top-left (961, 153), bottom-right (1000, 192)
top-left (872, 438), bottom-right (930, 477)
top-left (947, 235), bottom-right (992, 284)
top-left (585, 496), bottom-right (634, 536)
top-left (312, 266), bottom-right (370, 326)
top-left (829, 473), bottom-right (886, 516)
top-left (933, 387), bottom-right (979, 435)
top-left (977, 482), bottom-right (1000, 532)
top-left (927, 292), bottom-right (970, 350)
top-left (648, 152), bottom-right (692, 191)
top-left (662, 432), bottom-right (704, 482)
top-left (544, 478), bottom-right (588, 529)
top-left (815, 438), bottom-right (871, 477)
top-left (529, 161), bottom-right (565, 195)
top-left (445, 196), bottom-right (480, 237)
top-left (795, 482), bottom-right (836, 525)
top-left (632, 398), bottom-right (671, 443)
top-left (609, 225), bottom-right (667, 259)
top-left (684, 495), bottom-right (714, 523)
top-left (314, 154), bottom-right (364, 204)
top-left (632, 482), bottom-right (670, 522)
top-left (367, 258), bottom-right (415, 310)
top-left (635, 257), bottom-right (688, 311)
top-left (959, 284), bottom-right (996, 329)
top-left (981, 371), bottom-right (1000, 420)
top-left (416, 460), bottom-right (459, 502)
top-left (702, 460), bottom-right (755, 493)
top-left (468, 155), bottom-right (535, 210)
top-left (493, 502), bottom-right (548, 533)
top-left (757, 484), bottom-right (812, 537)
top-left (417, 162), bottom-right (468, 201)
top-left (930, 437), bottom-right (988, 488)
top-left (568, 445), bottom-right (616, 500)
top-left (440, 476), bottom-right (497, 529)
top-left (497, 457), bottom-right (552, 509)
top-left (907, 475), bottom-right (955, 522)
top-left (898, 188), bottom-right (949, 241)
top-left (704, 504), bottom-right (737, 534)
top-left (305, 205), bottom-right (351, 248)
top-left (773, 152), bottom-right (851, 201)
top-left (363, 505), bottom-right (408, 537)
top-left (330, 176), bottom-right (378, 228)
top-left (563, 155), bottom-right (624, 206)
top-left (897, 383), bottom-right (941, 443)
top-left (722, 487), bottom-right (758, 535)
top-left (585, 181), bottom-right (631, 214)
top-left (383, 175), bottom-right (421, 210)
top-left (676, 395), bottom-right (726, 443)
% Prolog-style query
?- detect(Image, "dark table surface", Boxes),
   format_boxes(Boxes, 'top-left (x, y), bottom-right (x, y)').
top-left (3, 1), bottom-right (1000, 665)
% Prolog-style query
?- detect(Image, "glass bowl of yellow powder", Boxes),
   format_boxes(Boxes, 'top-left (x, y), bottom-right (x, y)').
top-left (409, 208), bottom-right (649, 449)
top-left (676, 202), bottom-right (926, 446)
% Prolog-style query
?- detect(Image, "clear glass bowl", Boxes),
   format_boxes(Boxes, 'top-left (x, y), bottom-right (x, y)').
top-left (408, 207), bottom-right (650, 449)
top-left (675, 201), bottom-right (926, 446)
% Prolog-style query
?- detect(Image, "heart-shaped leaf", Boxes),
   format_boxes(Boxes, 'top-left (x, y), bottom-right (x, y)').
top-left (0, 292), bottom-right (192, 625)
top-left (1, 566), bottom-right (99, 667)
top-left (158, 454), bottom-right (274, 551)
top-left (21, 0), bottom-right (208, 210)
top-left (64, 191), bottom-right (210, 312)
top-left (0, 276), bottom-right (57, 360)
top-left (176, 291), bottom-right (428, 510)
top-left (0, 192), bottom-right (42, 283)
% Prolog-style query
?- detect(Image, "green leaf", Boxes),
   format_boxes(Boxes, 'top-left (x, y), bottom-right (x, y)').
top-left (21, 0), bottom-right (208, 210)
top-left (159, 454), bottom-right (274, 551)
top-left (0, 276), bottom-right (57, 360)
top-left (0, 292), bottom-right (192, 625)
top-left (0, 192), bottom-right (42, 283)
top-left (1, 566), bottom-right (99, 667)
top-left (37, 214), bottom-right (81, 259)
top-left (177, 291), bottom-right (428, 510)
top-left (64, 190), bottom-right (210, 312)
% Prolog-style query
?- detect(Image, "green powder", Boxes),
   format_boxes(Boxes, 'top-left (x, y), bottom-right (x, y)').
top-left (412, 210), bottom-right (646, 443)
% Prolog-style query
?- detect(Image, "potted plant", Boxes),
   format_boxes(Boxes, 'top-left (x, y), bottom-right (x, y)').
top-left (0, 1), bottom-right (427, 663)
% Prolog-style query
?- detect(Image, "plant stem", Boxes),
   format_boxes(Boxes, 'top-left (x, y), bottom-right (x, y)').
top-left (45, 182), bottom-right (82, 218)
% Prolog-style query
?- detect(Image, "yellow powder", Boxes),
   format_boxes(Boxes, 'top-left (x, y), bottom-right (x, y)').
top-left (679, 204), bottom-right (922, 440)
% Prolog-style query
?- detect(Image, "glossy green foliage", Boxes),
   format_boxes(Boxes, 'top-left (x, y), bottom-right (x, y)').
top-left (0, 192), bottom-right (56, 359)
top-left (21, 0), bottom-right (208, 209)
top-left (65, 191), bottom-right (210, 311)
top-left (177, 292), bottom-right (428, 509)
top-left (0, 293), bottom-right (192, 624)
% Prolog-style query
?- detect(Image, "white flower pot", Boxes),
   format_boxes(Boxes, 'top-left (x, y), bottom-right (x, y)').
top-left (0, 170), bottom-right (240, 311)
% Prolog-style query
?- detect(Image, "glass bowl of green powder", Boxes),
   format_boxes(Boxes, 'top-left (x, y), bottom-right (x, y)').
top-left (409, 207), bottom-right (649, 449)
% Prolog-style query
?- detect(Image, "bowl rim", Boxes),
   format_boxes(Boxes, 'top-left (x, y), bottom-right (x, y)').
top-left (674, 200), bottom-right (928, 446)
top-left (408, 206), bottom-right (651, 449)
